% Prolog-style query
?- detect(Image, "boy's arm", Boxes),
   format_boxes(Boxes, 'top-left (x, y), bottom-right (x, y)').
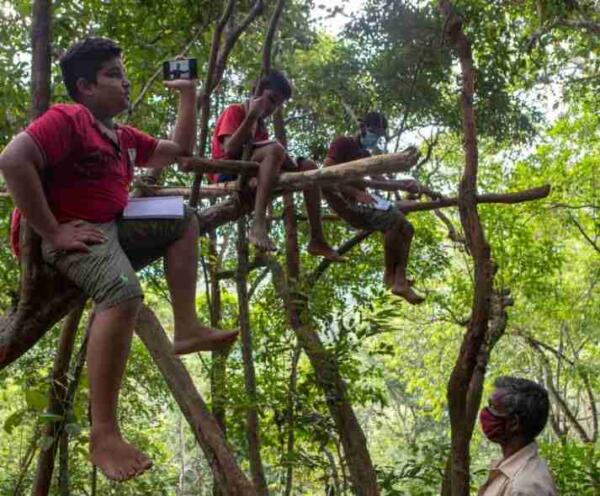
top-left (0, 133), bottom-right (105, 251)
top-left (222, 96), bottom-right (268, 158)
top-left (146, 80), bottom-right (197, 169)
top-left (323, 157), bottom-right (374, 204)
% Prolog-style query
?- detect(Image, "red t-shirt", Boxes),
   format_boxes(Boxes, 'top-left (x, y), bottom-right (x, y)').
top-left (326, 136), bottom-right (370, 165)
top-left (10, 103), bottom-right (158, 257)
top-left (209, 103), bottom-right (269, 183)
top-left (324, 136), bottom-right (371, 210)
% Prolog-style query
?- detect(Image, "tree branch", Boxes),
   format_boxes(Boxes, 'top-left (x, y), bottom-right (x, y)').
top-left (438, 2), bottom-right (494, 495)
top-left (567, 212), bottom-right (600, 255)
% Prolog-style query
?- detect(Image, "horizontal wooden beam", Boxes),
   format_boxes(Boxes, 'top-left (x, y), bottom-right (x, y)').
top-left (143, 148), bottom-right (421, 198)
top-left (142, 182), bottom-right (238, 198)
top-left (278, 147), bottom-right (420, 189)
top-left (178, 157), bottom-right (260, 175)
top-left (179, 148), bottom-right (419, 181)
top-left (397, 185), bottom-right (551, 213)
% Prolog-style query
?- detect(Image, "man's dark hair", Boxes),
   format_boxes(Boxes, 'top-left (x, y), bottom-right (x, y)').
top-left (255, 70), bottom-right (292, 100)
top-left (494, 376), bottom-right (550, 440)
top-left (361, 112), bottom-right (388, 131)
top-left (59, 37), bottom-right (122, 101)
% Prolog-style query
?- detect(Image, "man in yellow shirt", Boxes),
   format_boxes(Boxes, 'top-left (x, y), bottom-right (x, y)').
top-left (478, 376), bottom-right (559, 495)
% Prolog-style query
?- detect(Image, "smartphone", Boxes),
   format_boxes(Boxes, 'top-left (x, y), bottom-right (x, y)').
top-left (162, 58), bottom-right (198, 80)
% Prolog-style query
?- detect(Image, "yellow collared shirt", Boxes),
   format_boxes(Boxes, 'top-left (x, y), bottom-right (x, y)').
top-left (478, 442), bottom-right (559, 496)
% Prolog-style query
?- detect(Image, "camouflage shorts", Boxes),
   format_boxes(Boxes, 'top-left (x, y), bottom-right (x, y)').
top-left (343, 203), bottom-right (403, 231)
top-left (324, 193), bottom-right (402, 232)
top-left (41, 207), bottom-right (194, 310)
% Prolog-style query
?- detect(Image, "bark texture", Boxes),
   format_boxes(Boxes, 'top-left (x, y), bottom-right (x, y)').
top-left (31, 303), bottom-right (85, 496)
top-left (135, 306), bottom-right (256, 495)
top-left (30, 0), bottom-right (51, 118)
top-left (236, 217), bottom-right (269, 495)
top-left (438, 2), bottom-right (494, 495)
top-left (271, 107), bottom-right (380, 495)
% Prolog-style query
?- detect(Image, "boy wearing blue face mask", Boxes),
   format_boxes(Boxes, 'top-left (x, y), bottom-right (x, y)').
top-left (322, 112), bottom-right (425, 304)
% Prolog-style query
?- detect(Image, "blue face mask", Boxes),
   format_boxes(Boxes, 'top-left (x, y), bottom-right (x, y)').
top-left (362, 130), bottom-right (381, 149)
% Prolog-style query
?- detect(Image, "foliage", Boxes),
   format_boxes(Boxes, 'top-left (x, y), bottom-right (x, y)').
top-left (0, 0), bottom-right (598, 494)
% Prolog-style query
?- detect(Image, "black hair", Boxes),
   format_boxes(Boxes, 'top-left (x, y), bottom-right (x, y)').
top-left (255, 69), bottom-right (293, 100)
top-left (494, 376), bottom-right (550, 440)
top-left (59, 37), bottom-right (123, 101)
top-left (361, 112), bottom-right (388, 130)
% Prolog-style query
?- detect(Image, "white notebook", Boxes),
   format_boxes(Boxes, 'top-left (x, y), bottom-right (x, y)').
top-left (369, 192), bottom-right (392, 211)
top-left (122, 196), bottom-right (184, 219)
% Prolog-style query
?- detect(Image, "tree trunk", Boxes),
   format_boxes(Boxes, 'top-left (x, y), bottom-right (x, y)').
top-left (210, 228), bottom-right (231, 496)
top-left (135, 306), bottom-right (256, 495)
top-left (30, 0), bottom-right (52, 118)
top-left (441, 291), bottom-right (512, 495)
top-left (179, 147), bottom-right (420, 186)
top-left (272, 103), bottom-right (380, 496)
top-left (283, 345), bottom-right (301, 496)
top-left (31, 302), bottom-right (85, 496)
top-left (189, 0), bottom-right (236, 207)
top-left (236, 217), bottom-right (269, 495)
top-left (437, 3), bottom-right (495, 495)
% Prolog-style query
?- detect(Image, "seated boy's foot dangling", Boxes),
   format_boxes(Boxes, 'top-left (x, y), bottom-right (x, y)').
top-left (248, 222), bottom-right (277, 252)
top-left (173, 324), bottom-right (239, 355)
top-left (391, 279), bottom-right (425, 305)
top-left (307, 239), bottom-right (346, 262)
top-left (384, 273), bottom-right (413, 288)
top-left (90, 430), bottom-right (152, 482)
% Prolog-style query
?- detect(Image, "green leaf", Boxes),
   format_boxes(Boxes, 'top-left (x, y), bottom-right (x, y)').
top-left (3, 410), bottom-right (25, 434)
top-left (64, 423), bottom-right (81, 436)
top-left (25, 390), bottom-right (48, 411)
top-left (39, 413), bottom-right (64, 423)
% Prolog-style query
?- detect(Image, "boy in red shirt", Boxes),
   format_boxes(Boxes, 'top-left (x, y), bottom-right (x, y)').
top-left (0, 38), bottom-right (237, 481)
top-left (211, 70), bottom-right (341, 260)
top-left (324, 112), bottom-right (429, 304)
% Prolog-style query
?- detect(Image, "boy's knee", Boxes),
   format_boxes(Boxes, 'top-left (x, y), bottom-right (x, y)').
top-left (115, 296), bottom-right (143, 314)
top-left (94, 270), bottom-right (143, 312)
top-left (399, 219), bottom-right (414, 237)
top-left (390, 212), bottom-right (413, 236)
top-left (297, 158), bottom-right (317, 171)
top-left (182, 210), bottom-right (199, 239)
top-left (97, 294), bottom-right (143, 316)
top-left (267, 142), bottom-right (286, 161)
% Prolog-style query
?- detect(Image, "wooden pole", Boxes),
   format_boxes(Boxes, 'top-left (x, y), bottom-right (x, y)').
top-left (31, 302), bottom-right (85, 496)
top-left (135, 306), bottom-right (256, 495)
top-left (179, 147), bottom-right (420, 184)
top-left (438, 3), bottom-right (494, 494)
top-left (236, 217), bottom-right (269, 495)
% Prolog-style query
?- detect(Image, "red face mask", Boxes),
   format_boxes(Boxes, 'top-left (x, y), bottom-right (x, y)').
top-left (480, 407), bottom-right (508, 441)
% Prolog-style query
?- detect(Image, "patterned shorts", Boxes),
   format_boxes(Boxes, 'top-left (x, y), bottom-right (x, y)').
top-left (41, 207), bottom-right (194, 310)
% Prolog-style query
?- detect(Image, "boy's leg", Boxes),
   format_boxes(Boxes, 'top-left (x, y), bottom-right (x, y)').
top-left (383, 229), bottom-right (396, 288)
top-left (42, 222), bottom-right (154, 481)
top-left (297, 158), bottom-right (344, 261)
top-left (164, 212), bottom-right (239, 355)
top-left (88, 298), bottom-right (153, 481)
top-left (249, 142), bottom-right (286, 251)
top-left (340, 204), bottom-right (423, 304)
top-left (385, 216), bottom-right (424, 304)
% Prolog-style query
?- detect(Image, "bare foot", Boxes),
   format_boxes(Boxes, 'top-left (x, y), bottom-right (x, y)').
top-left (307, 240), bottom-right (346, 262)
top-left (90, 432), bottom-right (152, 482)
top-left (174, 325), bottom-right (239, 355)
top-left (384, 274), bottom-right (413, 288)
top-left (248, 223), bottom-right (276, 252)
top-left (391, 280), bottom-right (425, 305)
